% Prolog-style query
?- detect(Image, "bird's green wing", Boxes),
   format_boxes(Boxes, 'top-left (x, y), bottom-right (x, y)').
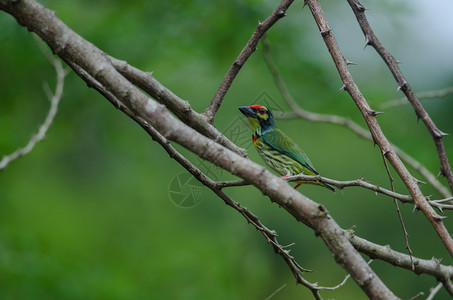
top-left (261, 129), bottom-right (318, 174)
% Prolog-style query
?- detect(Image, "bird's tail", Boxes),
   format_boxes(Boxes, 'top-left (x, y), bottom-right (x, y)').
top-left (321, 182), bottom-right (336, 193)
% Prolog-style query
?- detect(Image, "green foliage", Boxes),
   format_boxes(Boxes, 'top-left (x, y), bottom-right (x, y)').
top-left (1, 0), bottom-right (452, 299)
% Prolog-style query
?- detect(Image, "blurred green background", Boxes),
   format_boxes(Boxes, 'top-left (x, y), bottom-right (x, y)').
top-left (1, 0), bottom-right (453, 299)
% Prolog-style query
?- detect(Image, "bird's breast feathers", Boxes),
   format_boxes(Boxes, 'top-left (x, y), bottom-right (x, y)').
top-left (252, 134), bottom-right (259, 148)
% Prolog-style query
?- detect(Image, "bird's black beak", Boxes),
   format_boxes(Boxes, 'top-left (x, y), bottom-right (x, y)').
top-left (238, 106), bottom-right (256, 118)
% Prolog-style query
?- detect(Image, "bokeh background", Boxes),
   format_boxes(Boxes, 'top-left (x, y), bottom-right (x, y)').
top-left (1, 0), bottom-right (453, 299)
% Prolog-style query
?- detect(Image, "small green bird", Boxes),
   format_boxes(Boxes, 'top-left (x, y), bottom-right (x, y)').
top-left (239, 104), bottom-right (334, 192)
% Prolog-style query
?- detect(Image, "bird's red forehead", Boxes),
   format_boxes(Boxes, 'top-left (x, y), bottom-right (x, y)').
top-left (249, 105), bottom-right (264, 109)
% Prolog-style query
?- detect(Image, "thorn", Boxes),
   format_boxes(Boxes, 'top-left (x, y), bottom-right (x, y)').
top-left (364, 35), bottom-right (372, 49)
top-left (433, 128), bottom-right (449, 139)
top-left (412, 204), bottom-right (419, 212)
top-left (277, 10), bottom-right (286, 17)
top-left (435, 215), bottom-right (448, 222)
top-left (414, 177), bottom-right (426, 185)
top-left (368, 110), bottom-right (384, 116)
top-left (257, 21), bottom-right (263, 27)
top-left (346, 59), bottom-right (358, 65)
top-left (340, 85), bottom-right (346, 92)
top-left (396, 60), bottom-right (402, 64)
top-left (321, 28), bottom-right (332, 36)
top-left (355, 1), bottom-right (367, 11)
top-left (431, 257), bottom-right (440, 264)
top-left (396, 81), bottom-right (407, 92)
top-left (382, 149), bottom-right (390, 156)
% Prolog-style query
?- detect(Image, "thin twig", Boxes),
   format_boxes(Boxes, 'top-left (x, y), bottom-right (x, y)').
top-left (426, 282), bottom-right (442, 300)
top-left (346, 231), bottom-right (453, 297)
top-left (408, 291), bottom-right (424, 300)
top-left (305, 0), bottom-right (453, 258)
top-left (312, 259), bottom-right (372, 292)
top-left (0, 39), bottom-right (67, 171)
top-left (379, 86), bottom-right (453, 109)
top-left (265, 284), bottom-right (287, 300)
top-left (347, 0), bottom-right (453, 196)
top-left (262, 35), bottom-right (451, 198)
top-left (380, 151), bottom-right (414, 270)
top-left (203, 0), bottom-right (295, 123)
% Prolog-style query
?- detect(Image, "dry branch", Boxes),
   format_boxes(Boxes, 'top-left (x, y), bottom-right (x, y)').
top-left (108, 57), bottom-right (246, 157)
top-left (218, 174), bottom-right (453, 212)
top-left (347, 231), bottom-right (453, 296)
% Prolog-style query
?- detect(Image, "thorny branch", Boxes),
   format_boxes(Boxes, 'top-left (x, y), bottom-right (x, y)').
top-left (217, 174), bottom-right (453, 212)
top-left (203, 0), bottom-right (295, 124)
top-left (380, 150), bottom-right (414, 270)
top-left (305, 0), bottom-right (453, 257)
top-left (0, 39), bottom-right (68, 171)
top-left (347, 231), bottom-right (453, 296)
top-left (347, 0), bottom-right (453, 195)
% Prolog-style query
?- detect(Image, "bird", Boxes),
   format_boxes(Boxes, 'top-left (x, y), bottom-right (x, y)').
top-left (239, 104), bottom-right (335, 192)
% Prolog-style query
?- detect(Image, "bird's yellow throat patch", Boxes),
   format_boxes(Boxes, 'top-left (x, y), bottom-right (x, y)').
top-left (247, 117), bottom-right (260, 131)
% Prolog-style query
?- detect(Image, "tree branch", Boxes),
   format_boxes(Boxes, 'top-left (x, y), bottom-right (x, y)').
top-left (305, 0), bottom-right (453, 258)
top-left (108, 56), bottom-right (247, 157)
top-left (381, 150), bottom-right (414, 270)
top-left (347, 0), bottom-right (453, 195)
top-left (0, 41), bottom-right (67, 171)
top-left (203, 0), bottom-right (295, 123)
top-left (347, 231), bottom-right (453, 297)
top-left (218, 174), bottom-right (453, 212)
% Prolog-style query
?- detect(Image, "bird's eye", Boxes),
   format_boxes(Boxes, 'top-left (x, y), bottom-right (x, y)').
top-left (258, 108), bottom-right (266, 115)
